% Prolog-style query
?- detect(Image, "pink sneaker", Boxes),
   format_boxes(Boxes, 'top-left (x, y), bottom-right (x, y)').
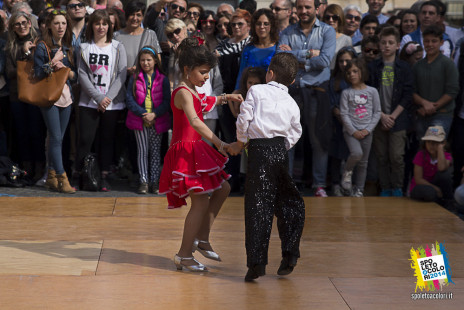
top-left (315, 187), bottom-right (328, 197)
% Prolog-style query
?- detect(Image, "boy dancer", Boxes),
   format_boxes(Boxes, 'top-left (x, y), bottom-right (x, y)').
top-left (229, 53), bottom-right (305, 282)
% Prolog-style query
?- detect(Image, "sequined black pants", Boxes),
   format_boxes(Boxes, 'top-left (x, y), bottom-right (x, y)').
top-left (245, 137), bottom-right (306, 267)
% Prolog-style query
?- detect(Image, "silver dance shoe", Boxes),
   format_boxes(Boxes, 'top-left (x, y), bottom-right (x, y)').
top-left (192, 239), bottom-right (222, 261)
top-left (173, 254), bottom-right (208, 272)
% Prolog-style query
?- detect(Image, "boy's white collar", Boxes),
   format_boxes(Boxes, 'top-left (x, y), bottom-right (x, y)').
top-left (267, 81), bottom-right (288, 92)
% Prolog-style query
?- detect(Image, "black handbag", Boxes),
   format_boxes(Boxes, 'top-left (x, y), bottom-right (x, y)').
top-left (80, 154), bottom-right (101, 191)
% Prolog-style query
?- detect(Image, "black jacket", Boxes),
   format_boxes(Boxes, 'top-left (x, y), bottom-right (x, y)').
top-left (368, 57), bottom-right (414, 132)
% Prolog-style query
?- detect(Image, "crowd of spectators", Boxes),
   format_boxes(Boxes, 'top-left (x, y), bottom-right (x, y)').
top-left (0, 0), bottom-right (463, 208)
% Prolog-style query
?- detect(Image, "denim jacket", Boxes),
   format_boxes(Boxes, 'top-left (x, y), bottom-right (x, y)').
top-left (278, 19), bottom-right (336, 87)
top-left (33, 40), bottom-right (76, 92)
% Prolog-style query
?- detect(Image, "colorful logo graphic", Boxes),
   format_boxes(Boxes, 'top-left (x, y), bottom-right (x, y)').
top-left (409, 242), bottom-right (454, 292)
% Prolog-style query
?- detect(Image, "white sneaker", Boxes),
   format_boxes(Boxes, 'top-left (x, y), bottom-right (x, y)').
top-left (341, 170), bottom-right (353, 191)
top-left (351, 187), bottom-right (364, 197)
top-left (332, 184), bottom-right (343, 197)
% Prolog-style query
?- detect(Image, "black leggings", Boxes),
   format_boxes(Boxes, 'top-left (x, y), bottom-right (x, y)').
top-left (76, 107), bottom-right (120, 172)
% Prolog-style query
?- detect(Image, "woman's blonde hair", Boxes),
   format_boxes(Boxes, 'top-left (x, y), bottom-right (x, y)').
top-left (165, 18), bottom-right (186, 35)
top-left (6, 12), bottom-right (37, 59)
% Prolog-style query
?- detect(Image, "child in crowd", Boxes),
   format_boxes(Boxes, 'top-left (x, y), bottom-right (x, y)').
top-left (340, 58), bottom-right (381, 197)
top-left (126, 46), bottom-right (171, 195)
top-left (229, 53), bottom-right (305, 282)
top-left (159, 37), bottom-right (243, 272)
top-left (399, 41), bottom-right (423, 66)
top-left (368, 26), bottom-right (413, 197)
top-left (329, 47), bottom-right (357, 196)
top-left (412, 26), bottom-right (459, 138)
top-left (230, 66), bottom-right (266, 118)
top-left (360, 36), bottom-right (380, 64)
top-left (410, 126), bottom-right (453, 203)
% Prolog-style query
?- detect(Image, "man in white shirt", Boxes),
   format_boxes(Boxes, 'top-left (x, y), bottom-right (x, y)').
top-left (229, 53), bottom-right (305, 282)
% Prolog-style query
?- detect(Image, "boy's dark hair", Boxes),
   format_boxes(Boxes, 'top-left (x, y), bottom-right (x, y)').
top-left (344, 58), bottom-right (369, 83)
top-left (361, 35), bottom-right (380, 48)
top-left (422, 25), bottom-right (443, 40)
top-left (177, 37), bottom-right (217, 72)
top-left (360, 14), bottom-right (379, 29)
top-left (268, 53), bottom-right (298, 86)
top-left (379, 26), bottom-right (401, 43)
top-left (125, 1), bottom-right (146, 20)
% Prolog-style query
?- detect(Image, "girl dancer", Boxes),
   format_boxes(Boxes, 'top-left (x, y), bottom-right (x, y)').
top-left (159, 37), bottom-right (243, 271)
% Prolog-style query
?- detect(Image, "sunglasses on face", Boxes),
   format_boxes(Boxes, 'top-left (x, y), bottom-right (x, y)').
top-left (187, 11), bottom-right (200, 18)
top-left (216, 22), bottom-right (229, 29)
top-left (14, 20), bottom-right (29, 28)
top-left (201, 19), bottom-right (216, 25)
top-left (363, 47), bottom-right (379, 55)
top-left (323, 14), bottom-right (339, 22)
top-left (231, 22), bottom-right (245, 28)
top-left (170, 3), bottom-right (186, 13)
top-left (167, 28), bottom-right (182, 39)
top-left (269, 5), bottom-right (288, 12)
top-left (52, 10), bottom-right (67, 15)
top-left (67, 3), bottom-right (85, 10)
top-left (346, 14), bottom-right (361, 22)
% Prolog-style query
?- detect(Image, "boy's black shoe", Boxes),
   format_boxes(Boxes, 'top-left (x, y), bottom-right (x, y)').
top-left (277, 254), bottom-right (298, 276)
top-left (244, 264), bottom-right (266, 282)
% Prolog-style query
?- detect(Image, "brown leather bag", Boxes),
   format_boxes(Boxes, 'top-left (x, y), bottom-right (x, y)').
top-left (17, 41), bottom-right (70, 107)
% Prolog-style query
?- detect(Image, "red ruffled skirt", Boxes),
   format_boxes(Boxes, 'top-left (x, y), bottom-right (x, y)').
top-left (159, 140), bottom-right (231, 208)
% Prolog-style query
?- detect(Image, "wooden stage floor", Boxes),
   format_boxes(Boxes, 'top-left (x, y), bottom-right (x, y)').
top-left (0, 196), bottom-right (463, 309)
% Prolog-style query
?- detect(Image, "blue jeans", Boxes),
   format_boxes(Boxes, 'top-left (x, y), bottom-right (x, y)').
top-left (40, 105), bottom-right (71, 174)
top-left (300, 87), bottom-right (329, 187)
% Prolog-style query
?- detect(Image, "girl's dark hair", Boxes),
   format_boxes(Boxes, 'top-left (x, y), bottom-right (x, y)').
top-left (250, 8), bottom-right (278, 45)
top-left (399, 41), bottom-right (423, 62)
top-left (86, 10), bottom-right (113, 43)
top-left (133, 45), bottom-right (163, 97)
top-left (238, 66), bottom-right (266, 97)
top-left (124, 1), bottom-right (146, 20)
top-left (107, 8), bottom-right (122, 32)
top-left (332, 47), bottom-right (357, 91)
top-left (177, 37), bottom-right (217, 74)
top-left (42, 10), bottom-right (74, 67)
top-left (344, 58), bottom-right (368, 83)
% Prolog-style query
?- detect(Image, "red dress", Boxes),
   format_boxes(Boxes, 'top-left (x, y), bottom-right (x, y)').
top-left (159, 86), bottom-right (230, 208)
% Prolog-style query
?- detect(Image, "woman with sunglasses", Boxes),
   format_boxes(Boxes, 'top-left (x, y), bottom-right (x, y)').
top-left (234, 9), bottom-right (278, 91)
top-left (165, 18), bottom-right (188, 90)
top-left (185, 2), bottom-right (204, 30)
top-left (5, 12), bottom-right (46, 185)
top-left (76, 10), bottom-right (127, 192)
top-left (323, 4), bottom-right (352, 69)
top-left (114, 1), bottom-right (161, 78)
top-left (34, 10), bottom-right (76, 193)
top-left (198, 10), bottom-right (219, 52)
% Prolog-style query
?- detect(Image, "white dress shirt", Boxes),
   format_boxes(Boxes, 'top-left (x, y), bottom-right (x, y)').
top-left (236, 81), bottom-right (302, 150)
